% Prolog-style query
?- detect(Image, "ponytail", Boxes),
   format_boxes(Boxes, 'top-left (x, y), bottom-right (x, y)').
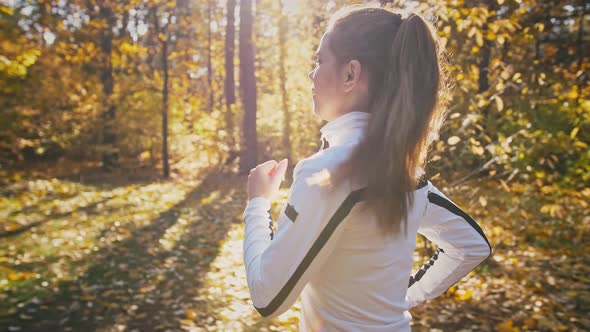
top-left (327, 7), bottom-right (447, 236)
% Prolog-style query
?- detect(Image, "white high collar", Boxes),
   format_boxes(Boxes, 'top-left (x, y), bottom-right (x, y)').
top-left (319, 111), bottom-right (371, 148)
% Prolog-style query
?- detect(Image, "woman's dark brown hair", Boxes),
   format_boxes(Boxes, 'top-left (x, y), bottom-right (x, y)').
top-left (326, 5), bottom-right (450, 235)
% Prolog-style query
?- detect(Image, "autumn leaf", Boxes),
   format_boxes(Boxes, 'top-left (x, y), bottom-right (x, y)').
top-left (496, 320), bottom-right (520, 332)
top-left (185, 309), bottom-right (197, 320)
top-left (447, 136), bottom-right (461, 145)
top-left (493, 95), bottom-right (504, 111)
top-left (456, 289), bottom-right (472, 301)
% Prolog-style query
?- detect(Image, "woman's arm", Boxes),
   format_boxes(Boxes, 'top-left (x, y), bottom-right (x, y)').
top-left (243, 160), bottom-right (356, 319)
top-left (406, 182), bottom-right (492, 308)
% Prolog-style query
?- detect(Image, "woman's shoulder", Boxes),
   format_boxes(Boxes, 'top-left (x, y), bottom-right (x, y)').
top-left (295, 145), bottom-right (354, 175)
top-left (292, 146), bottom-right (357, 194)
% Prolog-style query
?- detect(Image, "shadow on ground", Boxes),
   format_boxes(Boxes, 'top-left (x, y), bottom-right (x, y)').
top-left (1, 172), bottom-right (246, 332)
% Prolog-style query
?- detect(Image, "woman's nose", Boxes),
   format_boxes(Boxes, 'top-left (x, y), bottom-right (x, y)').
top-left (308, 69), bottom-right (313, 80)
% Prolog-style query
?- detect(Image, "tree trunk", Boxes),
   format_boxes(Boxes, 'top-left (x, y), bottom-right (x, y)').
top-left (239, 0), bottom-right (257, 173)
top-left (478, 0), bottom-right (494, 94)
top-left (152, 5), bottom-right (170, 178)
top-left (479, 0), bottom-right (497, 142)
top-left (576, 1), bottom-right (587, 106)
top-left (176, 0), bottom-right (193, 132)
top-left (478, 36), bottom-right (490, 93)
top-left (207, 0), bottom-right (214, 113)
top-left (577, 0), bottom-right (586, 72)
top-left (162, 36), bottom-right (170, 178)
top-left (98, 3), bottom-right (118, 171)
top-left (278, 3), bottom-right (291, 163)
top-left (224, 0), bottom-right (236, 149)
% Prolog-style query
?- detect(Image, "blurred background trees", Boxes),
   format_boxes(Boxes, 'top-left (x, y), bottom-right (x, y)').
top-left (0, 0), bottom-right (588, 188)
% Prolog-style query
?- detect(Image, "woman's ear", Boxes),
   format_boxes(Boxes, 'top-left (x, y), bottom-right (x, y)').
top-left (343, 59), bottom-right (362, 93)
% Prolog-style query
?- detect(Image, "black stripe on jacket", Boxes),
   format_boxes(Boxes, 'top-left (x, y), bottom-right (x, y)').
top-left (254, 189), bottom-right (365, 317)
top-left (408, 191), bottom-right (491, 287)
top-left (254, 178), bottom-right (429, 317)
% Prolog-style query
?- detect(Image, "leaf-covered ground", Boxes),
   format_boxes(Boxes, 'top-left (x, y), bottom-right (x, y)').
top-left (0, 166), bottom-right (588, 332)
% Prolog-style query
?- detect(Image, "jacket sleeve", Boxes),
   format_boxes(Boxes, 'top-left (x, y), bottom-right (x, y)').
top-left (242, 160), bottom-right (354, 318)
top-left (406, 182), bottom-right (492, 308)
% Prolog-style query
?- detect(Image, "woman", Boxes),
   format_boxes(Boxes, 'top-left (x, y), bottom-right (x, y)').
top-left (243, 5), bottom-right (491, 331)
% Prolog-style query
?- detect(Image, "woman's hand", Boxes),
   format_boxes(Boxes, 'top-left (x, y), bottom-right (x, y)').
top-left (247, 159), bottom-right (289, 200)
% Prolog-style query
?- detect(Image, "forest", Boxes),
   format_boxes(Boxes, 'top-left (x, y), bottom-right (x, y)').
top-left (0, 0), bottom-right (588, 331)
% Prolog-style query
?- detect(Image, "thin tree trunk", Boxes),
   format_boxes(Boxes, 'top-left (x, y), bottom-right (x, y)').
top-left (478, 0), bottom-right (494, 94)
top-left (576, 1), bottom-right (587, 106)
top-left (239, 0), bottom-right (257, 173)
top-left (478, 37), bottom-right (490, 93)
top-left (479, 0), bottom-right (497, 142)
top-left (278, 3), bottom-right (291, 163)
top-left (177, 0), bottom-right (194, 132)
top-left (98, 2), bottom-right (118, 171)
top-left (224, 0), bottom-right (236, 149)
top-left (153, 6), bottom-right (170, 178)
top-left (162, 36), bottom-right (170, 178)
top-left (577, 1), bottom-right (586, 72)
top-left (207, 0), bottom-right (214, 113)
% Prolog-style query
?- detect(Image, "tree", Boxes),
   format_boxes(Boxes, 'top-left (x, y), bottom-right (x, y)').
top-left (150, 4), bottom-right (171, 178)
top-left (97, 0), bottom-right (119, 171)
top-left (278, 0), bottom-right (292, 163)
top-left (239, 0), bottom-right (257, 172)
top-left (224, 0), bottom-right (237, 153)
top-left (207, 0), bottom-right (215, 113)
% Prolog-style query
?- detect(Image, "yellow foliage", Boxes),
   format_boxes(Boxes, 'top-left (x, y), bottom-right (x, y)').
top-left (496, 320), bottom-right (520, 332)
top-left (566, 86), bottom-right (579, 99)
top-left (456, 289), bottom-right (472, 301)
top-left (492, 226), bottom-right (504, 236)
top-left (447, 136), bottom-right (461, 145)
top-left (479, 196), bottom-right (487, 207)
top-left (7, 271), bottom-right (36, 281)
top-left (472, 145), bottom-right (485, 155)
top-left (493, 95), bottom-right (504, 111)
top-left (475, 31), bottom-right (484, 47)
top-left (540, 204), bottom-right (565, 218)
top-left (185, 309), bottom-right (197, 320)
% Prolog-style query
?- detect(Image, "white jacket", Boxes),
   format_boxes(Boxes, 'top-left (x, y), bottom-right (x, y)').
top-left (243, 111), bottom-right (491, 331)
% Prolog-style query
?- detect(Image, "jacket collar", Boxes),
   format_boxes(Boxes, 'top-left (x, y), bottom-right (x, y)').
top-left (319, 111), bottom-right (371, 149)
top-left (318, 111), bottom-right (426, 179)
